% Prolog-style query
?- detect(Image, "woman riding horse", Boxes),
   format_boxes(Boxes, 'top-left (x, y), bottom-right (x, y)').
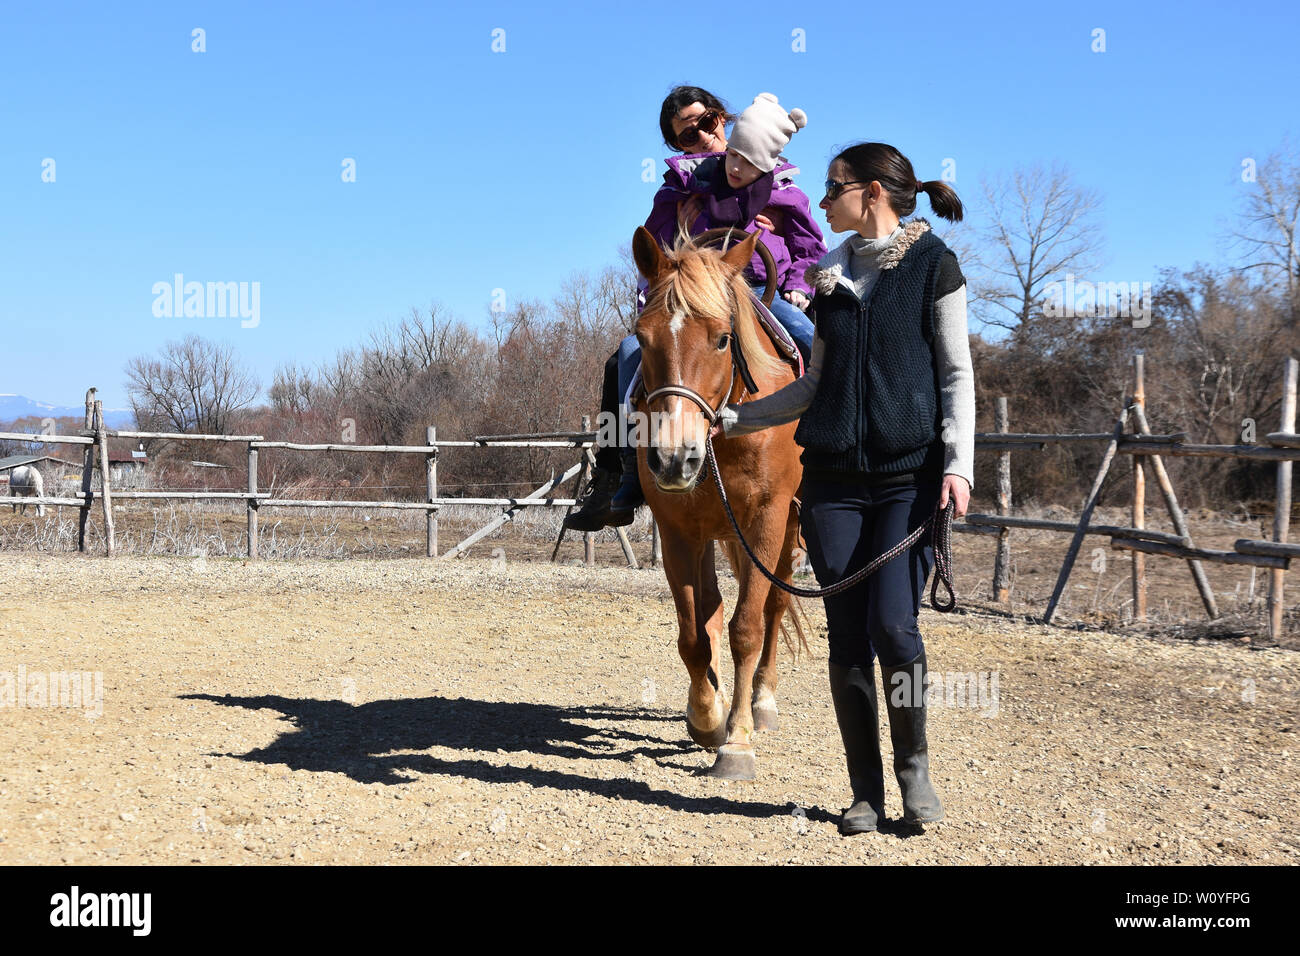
top-left (564, 86), bottom-right (824, 532)
top-left (712, 142), bottom-right (976, 834)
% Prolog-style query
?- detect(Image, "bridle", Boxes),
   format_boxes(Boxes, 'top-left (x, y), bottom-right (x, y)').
top-left (638, 321), bottom-right (741, 493)
top-left (642, 371), bottom-right (735, 431)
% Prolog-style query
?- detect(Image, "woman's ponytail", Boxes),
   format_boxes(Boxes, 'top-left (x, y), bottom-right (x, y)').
top-left (835, 144), bottom-right (964, 223)
top-left (916, 180), bottom-right (964, 223)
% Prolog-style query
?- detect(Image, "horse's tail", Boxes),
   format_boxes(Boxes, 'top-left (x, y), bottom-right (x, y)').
top-left (780, 514), bottom-right (813, 659)
top-left (781, 595), bottom-right (813, 660)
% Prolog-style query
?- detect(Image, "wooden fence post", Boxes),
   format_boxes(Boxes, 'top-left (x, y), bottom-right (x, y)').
top-left (1269, 356), bottom-right (1298, 644)
top-left (1129, 403), bottom-right (1218, 619)
top-left (651, 519), bottom-right (662, 569)
top-left (549, 420), bottom-right (592, 563)
top-left (993, 397), bottom-right (1012, 603)
top-left (1132, 353), bottom-right (1147, 622)
top-left (1043, 400), bottom-right (1131, 624)
top-left (615, 525), bottom-right (639, 569)
top-left (247, 443), bottom-right (259, 560)
top-left (94, 400), bottom-right (115, 556)
top-left (77, 388), bottom-right (95, 553)
top-left (443, 462), bottom-right (583, 559)
top-left (426, 425), bottom-right (438, 558)
top-left (581, 415), bottom-right (595, 567)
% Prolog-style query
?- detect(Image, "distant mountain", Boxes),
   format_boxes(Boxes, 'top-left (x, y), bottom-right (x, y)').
top-left (0, 394), bottom-right (135, 430)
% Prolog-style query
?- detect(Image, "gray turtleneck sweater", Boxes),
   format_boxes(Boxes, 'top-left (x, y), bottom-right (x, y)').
top-left (719, 224), bottom-right (977, 491)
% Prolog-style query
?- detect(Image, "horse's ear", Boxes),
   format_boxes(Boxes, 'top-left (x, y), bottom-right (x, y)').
top-left (719, 229), bottom-right (761, 274)
top-left (633, 226), bottom-right (668, 283)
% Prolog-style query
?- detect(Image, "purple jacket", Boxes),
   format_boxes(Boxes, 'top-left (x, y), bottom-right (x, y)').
top-left (642, 152), bottom-right (827, 298)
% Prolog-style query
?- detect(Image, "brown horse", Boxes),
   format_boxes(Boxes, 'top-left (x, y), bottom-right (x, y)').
top-left (631, 225), bottom-right (806, 780)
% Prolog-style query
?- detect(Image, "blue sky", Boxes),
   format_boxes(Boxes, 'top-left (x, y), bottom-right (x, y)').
top-left (2, 0), bottom-right (1297, 409)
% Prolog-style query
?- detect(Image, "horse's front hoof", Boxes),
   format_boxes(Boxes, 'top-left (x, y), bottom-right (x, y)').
top-left (708, 744), bottom-right (756, 780)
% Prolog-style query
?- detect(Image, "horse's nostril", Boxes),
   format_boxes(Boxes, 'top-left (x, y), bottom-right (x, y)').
top-left (646, 447), bottom-right (662, 473)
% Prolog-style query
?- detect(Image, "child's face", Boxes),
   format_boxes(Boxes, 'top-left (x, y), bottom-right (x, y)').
top-left (724, 149), bottom-right (764, 189)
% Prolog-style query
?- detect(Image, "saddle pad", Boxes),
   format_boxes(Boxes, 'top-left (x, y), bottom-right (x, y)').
top-left (747, 291), bottom-right (806, 379)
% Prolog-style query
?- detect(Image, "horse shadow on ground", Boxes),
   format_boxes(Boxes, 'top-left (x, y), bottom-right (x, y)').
top-left (179, 692), bottom-right (841, 824)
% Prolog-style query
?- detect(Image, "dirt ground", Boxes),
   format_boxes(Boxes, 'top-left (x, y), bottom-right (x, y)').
top-left (1, 537), bottom-right (1297, 865)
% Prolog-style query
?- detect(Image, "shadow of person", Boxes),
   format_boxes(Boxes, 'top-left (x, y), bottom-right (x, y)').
top-left (180, 693), bottom-right (836, 824)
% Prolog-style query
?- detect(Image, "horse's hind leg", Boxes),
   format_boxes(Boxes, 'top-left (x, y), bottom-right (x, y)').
top-left (752, 507), bottom-right (800, 733)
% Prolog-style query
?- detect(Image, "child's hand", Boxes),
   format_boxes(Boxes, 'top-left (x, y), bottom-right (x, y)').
top-left (783, 290), bottom-right (810, 311)
top-left (753, 213), bottom-right (775, 232)
top-left (677, 196), bottom-right (704, 233)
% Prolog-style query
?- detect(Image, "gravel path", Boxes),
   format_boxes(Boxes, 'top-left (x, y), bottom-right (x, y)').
top-left (1, 552), bottom-right (1296, 864)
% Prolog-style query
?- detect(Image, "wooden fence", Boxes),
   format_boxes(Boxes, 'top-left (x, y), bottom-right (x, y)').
top-left (1, 392), bottom-right (636, 566)
top-left (957, 352), bottom-right (1298, 643)
top-left (3, 357), bottom-right (1298, 641)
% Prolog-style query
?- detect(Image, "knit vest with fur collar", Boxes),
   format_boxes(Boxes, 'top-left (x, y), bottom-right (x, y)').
top-left (794, 219), bottom-right (953, 479)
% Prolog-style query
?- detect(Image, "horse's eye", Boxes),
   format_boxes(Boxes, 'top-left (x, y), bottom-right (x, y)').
top-left (717, 333), bottom-right (730, 351)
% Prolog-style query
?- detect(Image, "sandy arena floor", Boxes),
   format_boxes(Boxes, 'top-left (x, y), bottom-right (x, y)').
top-left (0, 550), bottom-right (1296, 865)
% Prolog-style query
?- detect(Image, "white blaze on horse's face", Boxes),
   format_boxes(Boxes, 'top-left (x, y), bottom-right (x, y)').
top-left (669, 309), bottom-right (686, 341)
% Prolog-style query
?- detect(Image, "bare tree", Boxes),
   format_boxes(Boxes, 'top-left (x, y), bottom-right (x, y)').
top-left (355, 304), bottom-right (487, 445)
top-left (972, 163), bottom-right (1105, 334)
top-left (1158, 267), bottom-right (1297, 441)
top-left (1229, 140), bottom-right (1300, 307)
top-left (124, 334), bottom-right (258, 435)
top-left (269, 361), bottom-right (314, 416)
top-left (316, 348), bottom-right (362, 400)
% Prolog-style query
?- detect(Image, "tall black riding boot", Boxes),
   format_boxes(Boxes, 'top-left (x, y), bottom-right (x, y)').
top-left (880, 649), bottom-right (945, 824)
top-left (607, 447), bottom-right (644, 526)
top-left (562, 465), bottom-right (621, 532)
top-left (828, 661), bottom-right (886, 834)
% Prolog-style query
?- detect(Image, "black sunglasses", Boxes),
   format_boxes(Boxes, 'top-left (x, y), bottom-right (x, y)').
top-left (824, 178), bottom-right (870, 200)
top-left (676, 109), bottom-right (722, 149)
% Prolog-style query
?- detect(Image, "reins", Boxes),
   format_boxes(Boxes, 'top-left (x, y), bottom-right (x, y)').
top-left (639, 334), bottom-right (956, 612)
top-left (706, 430), bottom-right (957, 610)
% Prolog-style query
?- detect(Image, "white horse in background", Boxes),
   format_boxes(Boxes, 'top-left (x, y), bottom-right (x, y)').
top-left (8, 465), bottom-right (46, 516)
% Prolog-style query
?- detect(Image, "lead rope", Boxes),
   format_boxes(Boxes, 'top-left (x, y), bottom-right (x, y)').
top-left (703, 433), bottom-right (957, 611)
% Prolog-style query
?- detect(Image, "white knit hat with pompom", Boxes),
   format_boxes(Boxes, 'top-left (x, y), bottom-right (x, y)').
top-left (728, 92), bottom-right (808, 173)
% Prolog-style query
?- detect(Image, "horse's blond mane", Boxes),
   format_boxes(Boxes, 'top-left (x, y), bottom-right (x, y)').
top-left (643, 235), bottom-right (787, 386)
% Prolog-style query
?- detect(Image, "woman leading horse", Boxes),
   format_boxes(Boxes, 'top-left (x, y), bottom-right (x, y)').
top-left (712, 142), bottom-right (976, 833)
